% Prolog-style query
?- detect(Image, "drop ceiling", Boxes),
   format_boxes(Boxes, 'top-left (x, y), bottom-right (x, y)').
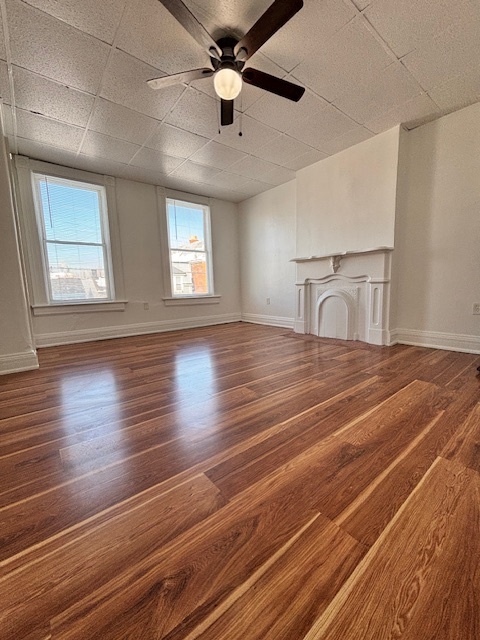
top-left (1, 0), bottom-right (479, 203)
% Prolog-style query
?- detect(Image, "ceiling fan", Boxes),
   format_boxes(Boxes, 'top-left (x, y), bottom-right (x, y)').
top-left (147, 0), bottom-right (305, 126)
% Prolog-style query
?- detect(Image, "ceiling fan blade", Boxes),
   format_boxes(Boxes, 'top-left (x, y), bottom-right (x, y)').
top-left (158, 0), bottom-right (222, 58)
top-left (234, 0), bottom-right (303, 61)
top-left (147, 68), bottom-right (213, 90)
top-left (220, 99), bottom-right (234, 126)
top-left (242, 68), bottom-right (305, 102)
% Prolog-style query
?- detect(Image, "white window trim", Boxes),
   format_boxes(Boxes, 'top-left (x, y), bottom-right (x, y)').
top-left (14, 157), bottom-right (127, 312)
top-left (31, 300), bottom-right (127, 316)
top-left (157, 187), bottom-right (220, 305)
top-left (31, 172), bottom-right (115, 304)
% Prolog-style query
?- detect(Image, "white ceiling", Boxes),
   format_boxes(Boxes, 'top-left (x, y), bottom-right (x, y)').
top-left (1, 0), bottom-right (479, 202)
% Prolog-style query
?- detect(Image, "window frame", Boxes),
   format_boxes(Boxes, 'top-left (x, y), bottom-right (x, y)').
top-left (165, 197), bottom-right (214, 298)
top-left (14, 156), bottom-right (127, 315)
top-left (31, 172), bottom-right (115, 304)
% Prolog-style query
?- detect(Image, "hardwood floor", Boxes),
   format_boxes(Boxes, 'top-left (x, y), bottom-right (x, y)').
top-left (0, 322), bottom-right (479, 639)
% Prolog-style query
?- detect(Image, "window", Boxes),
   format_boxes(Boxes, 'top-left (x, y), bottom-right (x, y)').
top-left (32, 173), bottom-right (114, 303)
top-left (166, 198), bottom-right (213, 297)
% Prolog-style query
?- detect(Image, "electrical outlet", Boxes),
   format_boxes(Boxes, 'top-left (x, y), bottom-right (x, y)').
top-left (144, 302), bottom-right (149, 311)
top-left (266, 298), bottom-right (271, 305)
top-left (473, 303), bottom-right (480, 315)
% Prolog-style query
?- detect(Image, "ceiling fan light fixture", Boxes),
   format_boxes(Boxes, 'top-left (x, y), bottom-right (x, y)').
top-left (214, 66), bottom-right (242, 100)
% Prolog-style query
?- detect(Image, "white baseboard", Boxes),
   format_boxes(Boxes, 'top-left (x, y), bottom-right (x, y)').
top-left (0, 349), bottom-right (39, 375)
top-left (241, 313), bottom-right (294, 329)
top-left (390, 328), bottom-right (480, 354)
top-left (34, 313), bottom-right (242, 348)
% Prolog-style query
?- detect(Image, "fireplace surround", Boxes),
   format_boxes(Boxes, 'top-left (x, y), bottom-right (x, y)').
top-left (292, 247), bottom-right (393, 346)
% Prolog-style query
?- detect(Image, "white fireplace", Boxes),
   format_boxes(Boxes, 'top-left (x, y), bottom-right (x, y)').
top-left (292, 247), bottom-right (393, 346)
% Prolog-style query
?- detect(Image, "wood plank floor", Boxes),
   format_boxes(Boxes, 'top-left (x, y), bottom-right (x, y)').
top-left (0, 322), bottom-right (479, 639)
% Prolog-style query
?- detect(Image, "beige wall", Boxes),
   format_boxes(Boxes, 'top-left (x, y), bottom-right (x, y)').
top-left (0, 121), bottom-right (37, 373)
top-left (14, 160), bottom-right (241, 347)
top-left (4, 103), bottom-right (480, 364)
top-left (239, 112), bottom-right (479, 353)
top-left (239, 181), bottom-right (296, 326)
top-left (393, 103), bottom-right (480, 351)
top-left (295, 126), bottom-right (400, 257)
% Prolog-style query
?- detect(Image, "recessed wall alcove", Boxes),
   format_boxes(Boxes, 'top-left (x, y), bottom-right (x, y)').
top-left (292, 247), bottom-right (393, 346)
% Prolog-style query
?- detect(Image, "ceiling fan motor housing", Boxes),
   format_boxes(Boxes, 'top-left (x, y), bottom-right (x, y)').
top-left (211, 37), bottom-right (244, 72)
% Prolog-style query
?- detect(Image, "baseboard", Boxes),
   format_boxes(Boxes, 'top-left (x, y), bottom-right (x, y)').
top-left (34, 313), bottom-right (242, 347)
top-left (390, 328), bottom-right (480, 354)
top-left (0, 349), bottom-right (39, 375)
top-left (241, 313), bottom-right (295, 329)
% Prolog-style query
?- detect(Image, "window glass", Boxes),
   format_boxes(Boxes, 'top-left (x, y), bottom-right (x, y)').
top-left (33, 174), bottom-right (113, 302)
top-left (166, 199), bottom-right (212, 296)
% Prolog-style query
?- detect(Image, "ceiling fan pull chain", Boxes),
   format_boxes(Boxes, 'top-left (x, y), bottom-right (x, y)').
top-left (239, 92), bottom-right (243, 137)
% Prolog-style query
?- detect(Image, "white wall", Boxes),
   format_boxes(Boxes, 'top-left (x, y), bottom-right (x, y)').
top-left (393, 103), bottom-right (480, 352)
top-left (239, 181), bottom-right (296, 327)
top-left (14, 160), bottom-right (241, 347)
top-left (295, 127), bottom-right (400, 257)
top-left (0, 123), bottom-right (37, 373)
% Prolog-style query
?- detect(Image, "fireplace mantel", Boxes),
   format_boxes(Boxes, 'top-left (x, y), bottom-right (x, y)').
top-left (291, 246), bottom-right (393, 262)
top-left (293, 247), bottom-right (393, 345)
top-left (291, 246), bottom-right (393, 272)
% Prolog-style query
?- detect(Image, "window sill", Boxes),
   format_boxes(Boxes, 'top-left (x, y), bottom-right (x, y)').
top-left (31, 300), bottom-right (128, 316)
top-left (162, 295), bottom-right (221, 307)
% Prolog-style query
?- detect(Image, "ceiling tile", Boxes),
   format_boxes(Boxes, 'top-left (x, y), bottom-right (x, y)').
top-left (286, 103), bottom-right (358, 150)
top-left (402, 18), bottom-right (480, 91)
top-left (3, 0), bottom-right (479, 199)
top-left (146, 123), bottom-right (208, 158)
top-left (121, 164), bottom-right (167, 186)
top-left (171, 159), bottom-right (221, 183)
top-left (129, 147), bottom-right (183, 174)
top-left (202, 186), bottom-right (245, 203)
top-left (88, 98), bottom-right (158, 145)
top-left (13, 66), bottom-right (94, 127)
top-left (365, 93), bottom-right (440, 133)
top-left (165, 87), bottom-right (220, 139)
top-left (260, 163), bottom-right (296, 185)
top-left (6, 0), bottom-right (110, 94)
top-left (0, 60), bottom-right (11, 104)
top-left (228, 154), bottom-right (282, 181)
top-left (75, 154), bottom-right (129, 177)
top-left (1, 103), bottom-right (14, 136)
top-left (283, 149), bottom-right (328, 171)
top-left (352, 1), bottom-right (371, 9)
top-left (260, 0), bottom-right (357, 72)
top-left (116, 0), bottom-right (206, 74)
top-left (100, 49), bottom-right (185, 121)
top-left (234, 178), bottom-right (272, 199)
top-left (21, 0), bottom-right (128, 44)
top-left (0, 8), bottom-right (6, 60)
top-left (183, 0), bottom-right (271, 41)
top-left (161, 174), bottom-right (202, 194)
top-left (213, 114), bottom-right (280, 153)
top-left (202, 171), bottom-right (272, 198)
top-left (16, 137), bottom-right (79, 166)
top-left (201, 170), bottom-right (257, 191)
top-left (320, 126), bottom-right (374, 156)
top-left (253, 134), bottom-right (313, 166)
top-left (245, 88), bottom-right (328, 134)
top-left (428, 69), bottom-right (480, 113)
top-left (292, 17), bottom-right (392, 102)
top-left (16, 108), bottom-right (84, 151)
top-left (333, 63), bottom-right (421, 124)
top-left (189, 140), bottom-right (247, 169)
top-left (364, 0), bottom-right (480, 58)
top-left (81, 130), bottom-right (140, 163)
